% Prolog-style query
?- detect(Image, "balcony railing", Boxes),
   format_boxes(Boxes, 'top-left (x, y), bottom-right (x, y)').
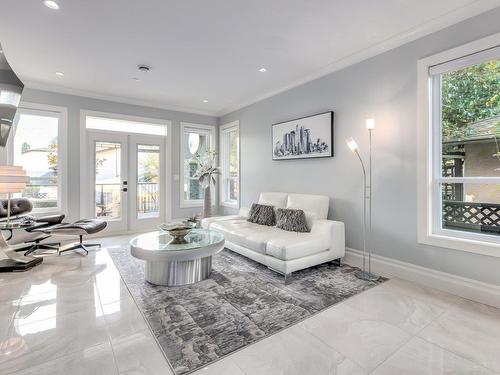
top-left (137, 182), bottom-right (159, 214)
top-left (95, 182), bottom-right (159, 218)
top-left (443, 201), bottom-right (500, 234)
top-left (23, 181), bottom-right (58, 208)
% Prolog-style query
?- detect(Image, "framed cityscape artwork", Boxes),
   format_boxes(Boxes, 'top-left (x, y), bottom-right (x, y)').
top-left (272, 111), bottom-right (334, 160)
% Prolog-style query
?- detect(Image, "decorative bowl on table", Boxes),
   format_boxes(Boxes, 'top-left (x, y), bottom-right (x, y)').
top-left (158, 222), bottom-right (196, 243)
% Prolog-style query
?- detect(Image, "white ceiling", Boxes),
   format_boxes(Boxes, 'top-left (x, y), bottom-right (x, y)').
top-left (0, 0), bottom-right (498, 116)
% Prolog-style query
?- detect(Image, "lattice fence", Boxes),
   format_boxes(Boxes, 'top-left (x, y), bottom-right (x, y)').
top-left (443, 201), bottom-right (500, 233)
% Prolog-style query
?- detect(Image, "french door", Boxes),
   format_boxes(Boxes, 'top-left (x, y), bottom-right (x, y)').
top-left (87, 131), bottom-right (166, 233)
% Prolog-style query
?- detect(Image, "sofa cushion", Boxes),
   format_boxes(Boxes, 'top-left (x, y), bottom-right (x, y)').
top-left (247, 203), bottom-right (276, 226)
top-left (210, 219), bottom-right (280, 254)
top-left (276, 208), bottom-right (310, 232)
top-left (258, 192), bottom-right (288, 208)
top-left (201, 215), bottom-right (241, 229)
top-left (286, 194), bottom-right (329, 220)
top-left (265, 231), bottom-right (330, 261)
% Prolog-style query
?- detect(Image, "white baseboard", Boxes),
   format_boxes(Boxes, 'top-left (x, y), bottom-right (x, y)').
top-left (344, 247), bottom-right (500, 309)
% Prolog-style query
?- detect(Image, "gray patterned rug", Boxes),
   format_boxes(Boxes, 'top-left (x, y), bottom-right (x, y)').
top-left (108, 247), bottom-right (386, 375)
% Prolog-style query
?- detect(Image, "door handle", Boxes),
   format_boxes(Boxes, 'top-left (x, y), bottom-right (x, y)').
top-left (122, 187), bottom-right (128, 192)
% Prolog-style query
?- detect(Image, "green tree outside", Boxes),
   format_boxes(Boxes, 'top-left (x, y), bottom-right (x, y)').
top-left (441, 59), bottom-right (500, 139)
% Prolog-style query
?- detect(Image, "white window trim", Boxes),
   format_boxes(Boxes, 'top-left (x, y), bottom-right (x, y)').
top-left (79, 110), bottom-right (172, 221)
top-left (6, 102), bottom-right (69, 215)
top-left (417, 32), bottom-right (500, 258)
top-left (81, 109), bottom-right (170, 131)
top-left (179, 122), bottom-right (216, 208)
top-left (219, 121), bottom-right (240, 209)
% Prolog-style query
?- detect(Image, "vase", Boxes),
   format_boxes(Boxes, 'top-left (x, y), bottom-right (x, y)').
top-left (203, 185), bottom-right (211, 218)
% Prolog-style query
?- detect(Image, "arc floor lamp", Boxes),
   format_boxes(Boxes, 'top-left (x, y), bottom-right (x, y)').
top-left (346, 119), bottom-right (380, 282)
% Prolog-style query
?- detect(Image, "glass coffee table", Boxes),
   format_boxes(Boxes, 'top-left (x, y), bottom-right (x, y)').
top-left (130, 229), bottom-right (225, 286)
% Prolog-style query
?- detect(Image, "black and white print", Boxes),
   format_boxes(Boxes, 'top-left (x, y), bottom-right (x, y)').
top-left (272, 111), bottom-right (334, 160)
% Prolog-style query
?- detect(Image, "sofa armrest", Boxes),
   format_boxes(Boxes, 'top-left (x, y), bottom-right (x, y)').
top-left (201, 214), bottom-right (245, 229)
top-left (239, 206), bottom-right (250, 219)
top-left (310, 219), bottom-right (345, 256)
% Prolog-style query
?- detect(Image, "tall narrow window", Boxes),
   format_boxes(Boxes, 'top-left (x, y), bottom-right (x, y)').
top-left (12, 107), bottom-right (65, 212)
top-left (220, 121), bottom-right (239, 207)
top-left (419, 41), bottom-right (500, 254)
top-left (180, 123), bottom-right (215, 207)
top-left (432, 49), bottom-right (500, 238)
top-left (137, 144), bottom-right (160, 218)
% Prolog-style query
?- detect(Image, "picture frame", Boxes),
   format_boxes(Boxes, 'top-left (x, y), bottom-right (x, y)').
top-left (272, 111), bottom-right (334, 160)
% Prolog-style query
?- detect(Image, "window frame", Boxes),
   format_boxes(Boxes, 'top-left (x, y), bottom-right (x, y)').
top-left (179, 122), bottom-right (216, 208)
top-left (7, 102), bottom-right (68, 215)
top-left (417, 32), bottom-right (500, 257)
top-left (219, 121), bottom-right (240, 208)
top-left (83, 109), bottom-right (170, 136)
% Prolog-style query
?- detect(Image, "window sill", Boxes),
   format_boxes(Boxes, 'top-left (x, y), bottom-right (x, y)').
top-left (179, 200), bottom-right (218, 209)
top-left (418, 230), bottom-right (500, 258)
top-left (33, 208), bottom-right (64, 216)
top-left (220, 201), bottom-right (239, 209)
top-left (179, 201), bottom-right (204, 208)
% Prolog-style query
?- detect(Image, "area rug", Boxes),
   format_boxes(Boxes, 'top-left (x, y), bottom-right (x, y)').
top-left (108, 247), bottom-right (386, 375)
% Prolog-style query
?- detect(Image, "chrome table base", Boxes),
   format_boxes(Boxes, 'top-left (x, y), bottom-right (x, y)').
top-left (145, 256), bottom-right (212, 286)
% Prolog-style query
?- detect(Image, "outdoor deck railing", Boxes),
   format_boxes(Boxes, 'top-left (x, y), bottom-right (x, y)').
top-left (96, 182), bottom-right (159, 217)
top-left (443, 200), bottom-right (500, 234)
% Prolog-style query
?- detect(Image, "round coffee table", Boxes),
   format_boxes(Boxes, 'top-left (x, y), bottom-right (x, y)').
top-left (130, 229), bottom-right (225, 286)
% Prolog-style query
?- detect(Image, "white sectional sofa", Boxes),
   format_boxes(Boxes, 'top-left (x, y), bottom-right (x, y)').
top-left (202, 192), bottom-right (345, 281)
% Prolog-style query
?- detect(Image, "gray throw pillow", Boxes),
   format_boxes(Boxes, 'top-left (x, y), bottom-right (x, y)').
top-left (247, 203), bottom-right (276, 226)
top-left (276, 208), bottom-right (310, 232)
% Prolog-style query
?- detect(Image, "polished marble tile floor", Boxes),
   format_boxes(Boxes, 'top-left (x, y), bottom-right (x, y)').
top-left (1, 233), bottom-right (500, 375)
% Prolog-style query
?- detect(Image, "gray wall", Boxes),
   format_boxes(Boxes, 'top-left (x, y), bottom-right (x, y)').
top-left (19, 89), bottom-right (217, 222)
top-left (219, 8), bottom-right (500, 285)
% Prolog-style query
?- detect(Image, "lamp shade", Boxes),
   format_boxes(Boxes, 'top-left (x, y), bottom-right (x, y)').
top-left (0, 165), bottom-right (30, 193)
top-left (366, 118), bottom-right (375, 130)
top-left (346, 137), bottom-right (359, 153)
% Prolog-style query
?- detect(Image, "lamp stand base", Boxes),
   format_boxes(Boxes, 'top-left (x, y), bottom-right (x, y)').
top-left (355, 270), bottom-right (380, 282)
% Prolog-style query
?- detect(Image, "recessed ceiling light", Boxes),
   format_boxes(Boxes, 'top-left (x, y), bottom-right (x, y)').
top-left (55, 71), bottom-right (64, 77)
top-left (43, 0), bottom-right (60, 10)
top-left (203, 99), bottom-right (209, 103)
top-left (258, 67), bottom-right (267, 73)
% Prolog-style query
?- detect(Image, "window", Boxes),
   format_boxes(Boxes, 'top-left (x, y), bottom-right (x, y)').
top-left (85, 112), bottom-right (168, 136)
top-left (180, 123), bottom-right (215, 207)
top-left (11, 104), bottom-right (67, 212)
top-left (418, 34), bottom-right (500, 256)
top-left (220, 121), bottom-right (239, 207)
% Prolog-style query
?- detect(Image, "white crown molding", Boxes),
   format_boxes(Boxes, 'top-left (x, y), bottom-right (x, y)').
top-left (216, 0), bottom-right (500, 117)
top-left (344, 247), bottom-right (500, 309)
top-left (23, 81), bottom-right (218, 117)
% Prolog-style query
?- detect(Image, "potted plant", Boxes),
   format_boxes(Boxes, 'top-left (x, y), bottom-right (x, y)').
top-left (193, 150), bottom-right (220, 218)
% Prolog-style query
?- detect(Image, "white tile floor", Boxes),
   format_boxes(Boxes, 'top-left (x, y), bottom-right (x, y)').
top-left (1, 234), bottom-right (500, 374)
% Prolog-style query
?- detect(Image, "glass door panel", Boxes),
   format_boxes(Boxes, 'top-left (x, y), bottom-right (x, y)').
top-left (95, 141), bottom-right (122, 220)
top-left (129, 135), bottom-right (165, 231)
top-left (87, 132), bottom-right (128, 233)
top-left (86, 131), bottom-right (165, 233)
top-left (137, 144), bottom-right (160, 219)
